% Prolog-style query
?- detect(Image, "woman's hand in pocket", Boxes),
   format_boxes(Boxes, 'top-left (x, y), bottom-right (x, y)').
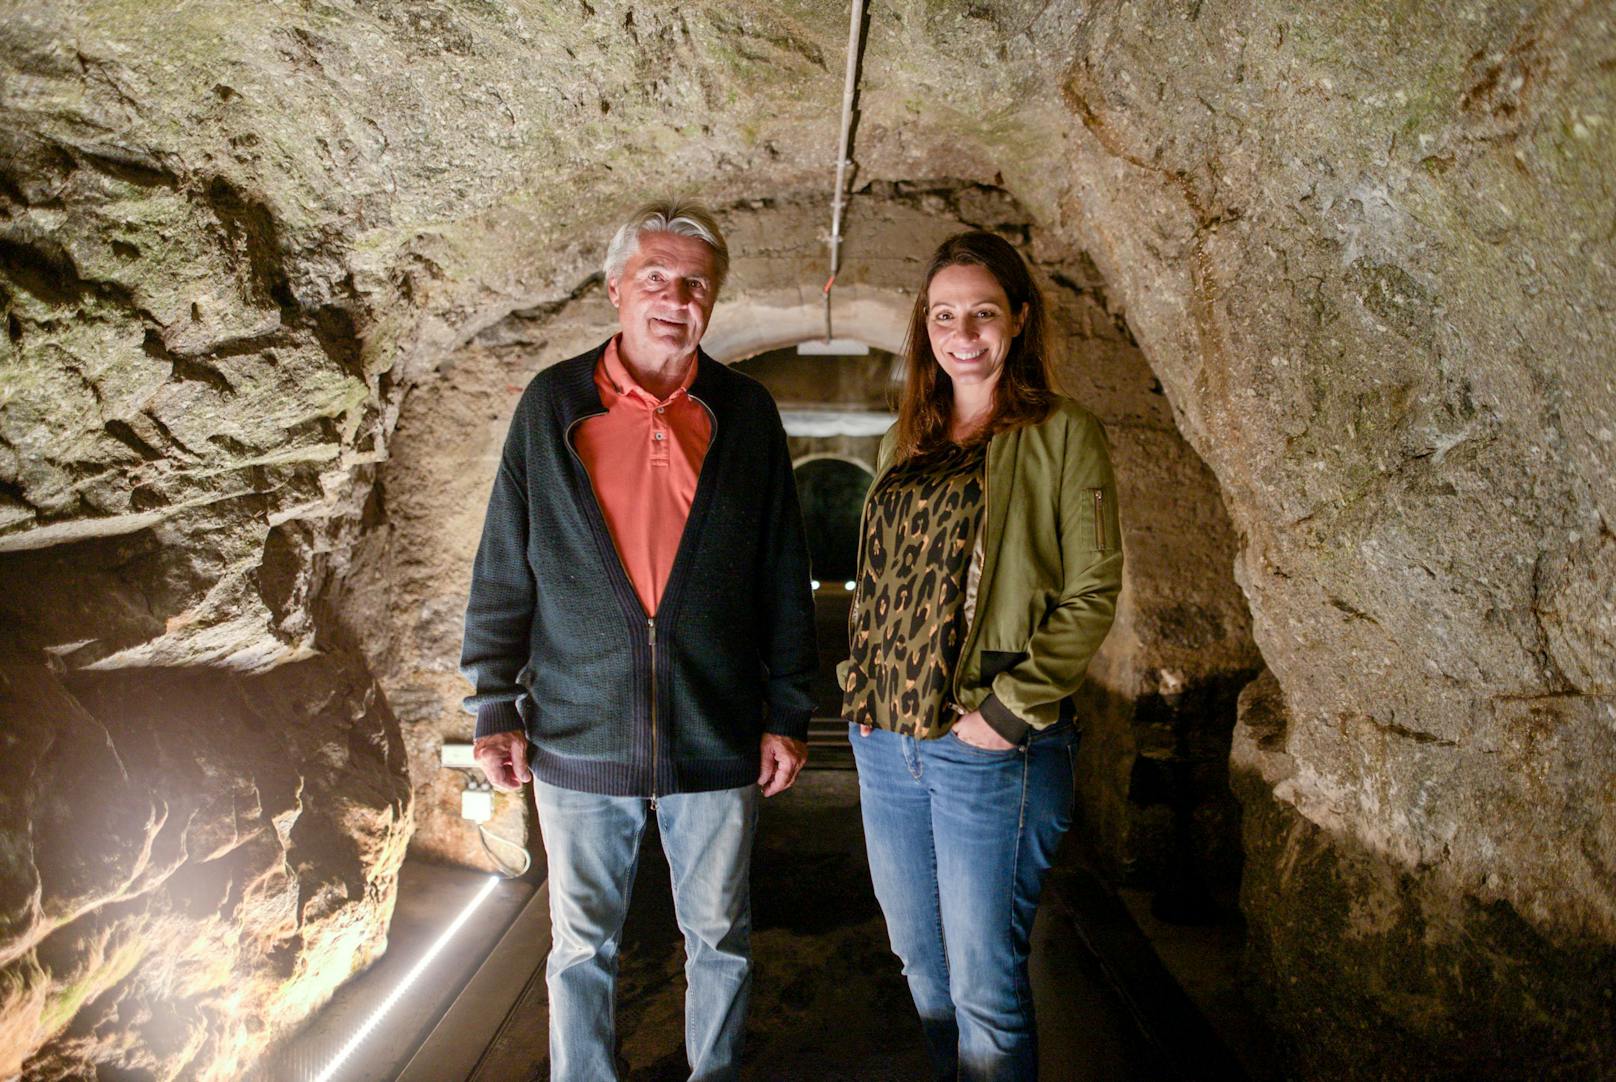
top-left (951, 709), bottom-right (1015, 751)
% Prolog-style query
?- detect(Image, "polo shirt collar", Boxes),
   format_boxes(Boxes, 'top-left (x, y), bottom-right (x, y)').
top-left (602, 334), bottom-right (699, 407)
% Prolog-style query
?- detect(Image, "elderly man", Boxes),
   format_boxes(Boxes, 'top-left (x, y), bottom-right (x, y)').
top-left (460, 200), bottom-right (815, 1080)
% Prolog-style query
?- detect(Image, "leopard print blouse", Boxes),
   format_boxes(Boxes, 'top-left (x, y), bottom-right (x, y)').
top-left (841, 440), bottom-right (986, 739)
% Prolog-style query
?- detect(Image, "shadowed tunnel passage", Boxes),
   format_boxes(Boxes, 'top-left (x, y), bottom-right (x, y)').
top-left (793, 456), bottom-right (872, 586)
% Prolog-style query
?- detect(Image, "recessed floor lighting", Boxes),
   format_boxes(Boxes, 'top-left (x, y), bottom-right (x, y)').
top-left (310, 875), bottom-right (502, 1082)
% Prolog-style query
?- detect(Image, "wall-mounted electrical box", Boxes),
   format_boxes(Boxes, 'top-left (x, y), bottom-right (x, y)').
top-left (441, 742), bottom-right (478, 769)
top-left (461, 789), bottom-right (494, 823)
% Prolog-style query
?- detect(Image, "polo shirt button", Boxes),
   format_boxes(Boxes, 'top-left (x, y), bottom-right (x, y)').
top-left (653, 432), bottom-right (665, 441)
top-left (656, 406), bottom-right (665, 414)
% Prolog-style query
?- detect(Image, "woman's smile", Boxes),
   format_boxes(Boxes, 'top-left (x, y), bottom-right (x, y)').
top-left (925, 262), bottom-right (1028, 391)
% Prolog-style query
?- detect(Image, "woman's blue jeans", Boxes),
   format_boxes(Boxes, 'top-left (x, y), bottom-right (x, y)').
top-left (850, 720), bottom-right (1077, 1081)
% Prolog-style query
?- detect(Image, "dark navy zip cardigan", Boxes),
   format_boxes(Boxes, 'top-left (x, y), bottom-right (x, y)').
top-left (459, 341), bottom-right (817, 796)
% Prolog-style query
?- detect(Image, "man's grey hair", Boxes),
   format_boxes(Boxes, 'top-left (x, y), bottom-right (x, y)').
top-left (602, 200), bottom-right (730, 294)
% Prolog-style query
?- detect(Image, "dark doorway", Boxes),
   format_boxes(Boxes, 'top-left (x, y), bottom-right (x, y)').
top-left (793, 457), bottom-right (872, 732)
top-left (793, 457), bottom-right (872, 584)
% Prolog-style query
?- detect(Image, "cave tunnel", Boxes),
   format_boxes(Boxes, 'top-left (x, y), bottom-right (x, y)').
top-left (2, 3), bottom-right (1613, 1082)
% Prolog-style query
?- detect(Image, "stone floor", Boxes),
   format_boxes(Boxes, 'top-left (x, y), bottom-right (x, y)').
top-left (277, 765), bottom-right (1266, 1082)
top-left (470, 771), bottom-right (1168, 1081)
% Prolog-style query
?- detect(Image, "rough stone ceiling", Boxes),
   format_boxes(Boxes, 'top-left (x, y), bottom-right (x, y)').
top-left (4, 2), bottom-right (1077, 370)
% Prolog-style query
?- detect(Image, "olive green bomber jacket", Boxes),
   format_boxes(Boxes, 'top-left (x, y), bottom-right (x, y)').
top-left (839, 398), bottom-right (1124, 743)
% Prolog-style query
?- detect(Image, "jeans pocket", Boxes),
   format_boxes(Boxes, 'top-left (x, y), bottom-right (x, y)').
top-left (945, 729), bottom-right (1022, 758)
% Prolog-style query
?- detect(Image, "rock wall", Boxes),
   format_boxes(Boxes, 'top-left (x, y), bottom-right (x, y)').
top-left (2, 0), bottom-right (1611, 1077)
top-left (0, 4), bottom-right (1129, 1069)
top-left (0, 653), bottom-right (409, 1081)
top-left (1053, 1), bottom-right (1616, 1075)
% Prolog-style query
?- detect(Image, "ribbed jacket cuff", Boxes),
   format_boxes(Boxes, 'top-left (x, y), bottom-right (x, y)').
top-left (979, 693), bottom-right (1030, 745)
top-left (474, 700), bottom-right (526, 739)
top-left (764, 707), bottom-right (811, 742)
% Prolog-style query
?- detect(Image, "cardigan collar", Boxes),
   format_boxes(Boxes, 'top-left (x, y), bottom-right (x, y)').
top-left (550, 339), bottom-right (729, 426)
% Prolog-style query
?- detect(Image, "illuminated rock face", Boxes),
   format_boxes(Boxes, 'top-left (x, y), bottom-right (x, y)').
top-left (0, 654), bottom-right (410, 1082)
top-left (1, 1), bottom-right (1612, 1080)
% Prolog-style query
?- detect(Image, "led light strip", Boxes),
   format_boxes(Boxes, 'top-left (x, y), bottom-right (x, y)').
top-left (312, 875), bottom-right (503, 1082)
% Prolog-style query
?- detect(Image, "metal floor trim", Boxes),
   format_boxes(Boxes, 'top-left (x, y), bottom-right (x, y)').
top-left (395, 880), bottom-right (552, 1082)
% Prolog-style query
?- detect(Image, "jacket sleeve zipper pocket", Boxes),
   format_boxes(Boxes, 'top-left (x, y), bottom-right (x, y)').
top-left (1092, 487), bottom-right (1106, 551)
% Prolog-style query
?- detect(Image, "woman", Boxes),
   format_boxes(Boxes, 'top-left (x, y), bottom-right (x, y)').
top-left (840, 231), bottom-right (1124, 1080)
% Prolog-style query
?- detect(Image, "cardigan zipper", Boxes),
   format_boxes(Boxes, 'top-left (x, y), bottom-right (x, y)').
top-left (563, 384), bottom-right (721, 802)
top-left (645, 390), bottom-right (715, 807)
top-left (648, 616), bottom-right (658, 809)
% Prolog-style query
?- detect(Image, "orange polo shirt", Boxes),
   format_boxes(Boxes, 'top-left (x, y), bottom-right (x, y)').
top-left (573, 336), bottom-right (712, 616)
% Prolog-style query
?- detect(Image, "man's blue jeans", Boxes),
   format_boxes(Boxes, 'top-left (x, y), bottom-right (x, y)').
top-left (850, 721), bottom-right (1077, 1081)
top-left (534, 779), bottom-right (759, 1082)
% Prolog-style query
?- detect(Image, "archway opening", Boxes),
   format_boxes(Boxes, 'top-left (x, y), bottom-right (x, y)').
top-left (732, 342), bottom-right (893, 724)
top-left (793, 456), bottom-right (873, 584)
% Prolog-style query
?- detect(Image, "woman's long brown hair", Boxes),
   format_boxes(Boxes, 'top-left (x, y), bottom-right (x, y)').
top-left (894, 231), bottom-right (1057, 460)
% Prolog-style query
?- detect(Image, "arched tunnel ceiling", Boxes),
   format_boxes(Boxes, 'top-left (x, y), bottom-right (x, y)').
top-left (2, 1), bottom-right (1614, 1078)
top-left (2, 1), bottom-right (1081, 377)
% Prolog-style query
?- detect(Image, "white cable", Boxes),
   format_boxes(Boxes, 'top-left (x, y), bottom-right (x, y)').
top-left (478, 823), bottom-right (533, 879)
top-left (821, 0), bottom-right (868, 343)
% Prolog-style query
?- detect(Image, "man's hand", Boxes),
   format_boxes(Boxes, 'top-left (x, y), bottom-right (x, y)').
top-left (474, 731), bottom-right (532, 792)
top-left (757, 733), bottom-right (808, 797)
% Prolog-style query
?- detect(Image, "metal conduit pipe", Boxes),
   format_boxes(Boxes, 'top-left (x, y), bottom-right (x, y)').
top-left (817, 0), bottom-right (868, 348)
